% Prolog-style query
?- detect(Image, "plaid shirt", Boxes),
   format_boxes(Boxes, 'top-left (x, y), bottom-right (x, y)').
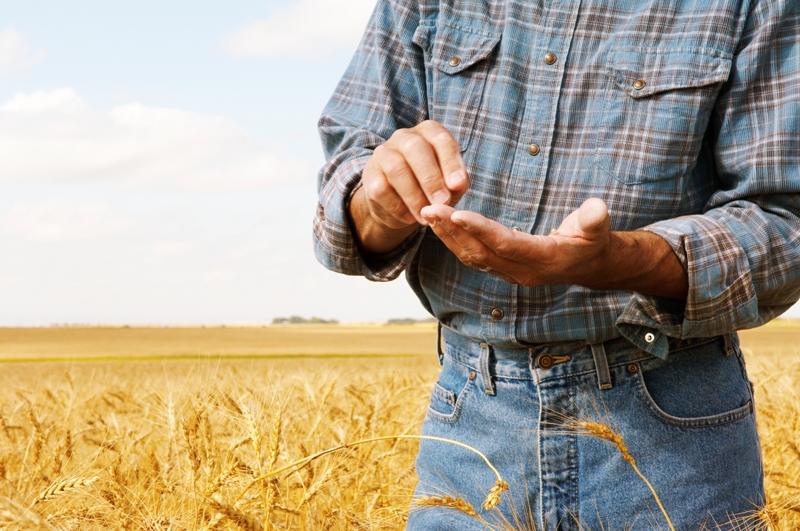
top-left (313, 0), bottom-right (800, 359)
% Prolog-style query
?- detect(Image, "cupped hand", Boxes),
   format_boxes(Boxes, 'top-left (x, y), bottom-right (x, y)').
top-left (420, 198), bottom-right (612, 287)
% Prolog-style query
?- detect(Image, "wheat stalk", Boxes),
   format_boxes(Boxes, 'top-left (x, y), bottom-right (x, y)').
top-left (32, 476), bottom-right (99, 505)
top-left (414, 495), bottom-right (481, 518)
top-left (235, 434), bottom-right (508, 513)
top-left (560, 419), bottom-right (675, 531)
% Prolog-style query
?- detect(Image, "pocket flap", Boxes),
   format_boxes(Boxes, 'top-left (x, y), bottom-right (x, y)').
top-left (607, 49), bottom-right (732, 98)
top-left (431, 23), bottom-right (502, 75)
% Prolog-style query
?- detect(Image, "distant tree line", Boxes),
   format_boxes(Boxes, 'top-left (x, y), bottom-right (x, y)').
top-left (270, 316), bottom-right (436, 325)
top-left (271, 316), bottom-right (339, 324)
top-left (385, 317), bottom-right (437, 325)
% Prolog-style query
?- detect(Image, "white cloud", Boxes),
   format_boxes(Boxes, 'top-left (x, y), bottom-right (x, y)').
top-left (0, 28), bottom-right (44, 72)
top-left (0, 199), bottom-right (130, 241)
top-left (224, 0), bottom-right (375, 58)
top-left (0, 87), bottom-right (85, 113)
top-left (0, 88), bottom-right (311, 189)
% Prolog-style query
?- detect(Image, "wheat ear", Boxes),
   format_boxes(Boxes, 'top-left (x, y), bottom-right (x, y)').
top-left (32, 476), bottom-right (99, 505)
top-left (235, 434), bottom-right (507, 513)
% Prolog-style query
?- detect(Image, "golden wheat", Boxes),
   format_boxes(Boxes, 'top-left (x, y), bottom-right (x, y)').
top-left (413, 495), bottom-right (481, 518)
top-left (0, 325), bottom-right (796, 529)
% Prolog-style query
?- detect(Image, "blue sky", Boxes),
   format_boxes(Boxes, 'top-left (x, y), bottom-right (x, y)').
top-left (1, 1), bottom-right (797, 325)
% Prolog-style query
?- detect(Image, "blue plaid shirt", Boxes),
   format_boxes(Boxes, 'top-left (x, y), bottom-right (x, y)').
top-left (313, 0), bottom-right (800, 359)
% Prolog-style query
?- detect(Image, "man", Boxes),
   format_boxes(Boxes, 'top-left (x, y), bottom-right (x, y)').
top-left (313, 0), bottom-right (800, 529)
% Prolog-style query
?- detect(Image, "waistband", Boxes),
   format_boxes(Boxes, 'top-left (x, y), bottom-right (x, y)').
top-left (438, 324), bottom-right (723, 387)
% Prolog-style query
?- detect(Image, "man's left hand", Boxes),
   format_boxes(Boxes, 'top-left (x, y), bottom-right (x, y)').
top-left (420, 198), bottom-right (614, 288)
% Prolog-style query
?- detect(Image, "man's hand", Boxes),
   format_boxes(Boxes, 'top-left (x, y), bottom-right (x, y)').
top-left (421, 198), bottom-right (689, 300)
top-left (348, 120), bottom-right (469, 255)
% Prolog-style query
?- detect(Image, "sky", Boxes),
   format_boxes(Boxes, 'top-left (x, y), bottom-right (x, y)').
top-left (1, 1), bottom-right (798, 325)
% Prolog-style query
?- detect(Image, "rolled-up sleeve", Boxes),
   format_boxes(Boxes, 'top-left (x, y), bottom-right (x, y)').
top-left (312, 0), bottom-right (428, 281)
top-left (616, 0), bottom-right (800, 358)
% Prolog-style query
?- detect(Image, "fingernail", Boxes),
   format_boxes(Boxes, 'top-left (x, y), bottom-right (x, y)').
top-left (446, 170), bottom-right (466, 189)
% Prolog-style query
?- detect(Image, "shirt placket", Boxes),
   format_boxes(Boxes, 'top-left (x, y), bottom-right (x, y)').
top-left (479, 0), bottom-right (582, 344)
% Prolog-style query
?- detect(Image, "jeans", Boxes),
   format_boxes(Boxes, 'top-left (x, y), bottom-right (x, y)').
top-left (407, 326), bottom-right (765, 530)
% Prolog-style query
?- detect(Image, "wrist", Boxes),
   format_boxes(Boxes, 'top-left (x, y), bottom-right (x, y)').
top-left (568, 231), bottom-right (637, 289)
top-left (582, 230), bottom-right (688, 299)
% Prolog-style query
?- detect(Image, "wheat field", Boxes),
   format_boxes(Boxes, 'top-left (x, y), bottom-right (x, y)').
top-left (0, 322), bottom-right (797, 530)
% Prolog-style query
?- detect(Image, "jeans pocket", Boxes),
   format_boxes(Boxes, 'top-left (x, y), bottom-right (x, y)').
top-left (633, 337), bottom-right (754, 429)
top-left (426, 355), bottom-right (475, 424)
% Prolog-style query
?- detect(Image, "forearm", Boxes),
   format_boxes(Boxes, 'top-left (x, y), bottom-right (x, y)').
top-left (581, 230), bottom-right (688, 300)
top-left (347, 184), bottom-right (421, 255)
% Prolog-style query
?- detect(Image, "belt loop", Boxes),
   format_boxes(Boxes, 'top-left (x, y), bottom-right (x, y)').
top-left (436, 321), bottom-right (444, 366)
top-left (479, 342), bottom-right (496, 396)
top-left (591, 342), bottom-right (613, 391)
top-left (722, 332), bottom-right (735, 357)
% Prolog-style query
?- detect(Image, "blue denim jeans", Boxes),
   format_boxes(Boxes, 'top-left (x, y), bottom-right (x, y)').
top-left (407, 326), bottom-right (764, 530)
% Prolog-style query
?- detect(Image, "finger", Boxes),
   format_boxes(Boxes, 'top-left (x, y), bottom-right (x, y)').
top-left (361, 166), bottom-right (417, 227)
top-left (375, 145), bottom-right (429, 224)
top-left (450, 210), bottom-right (556, 263)
top-left (420, 203), bottom-right (455, 226)
top-left (432, 213), bottom-right (523, 274)
top-left (415, 120), bottom-right (469, 199)
top-left (389, 129), bottom-right (451, 206)
top-left (576, 198), bottom-right (610, 236)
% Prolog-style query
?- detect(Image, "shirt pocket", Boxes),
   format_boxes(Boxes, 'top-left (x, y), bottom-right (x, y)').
top-left (414, 22), bottom-right (501, 153)
top-left (595, 48), bottom-right (732, 186)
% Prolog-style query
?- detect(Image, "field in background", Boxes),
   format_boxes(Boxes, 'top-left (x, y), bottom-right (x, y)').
top-left (0, 324), bottom-right (437, 361)
top-left (0, 321), bottom-right (798, 529)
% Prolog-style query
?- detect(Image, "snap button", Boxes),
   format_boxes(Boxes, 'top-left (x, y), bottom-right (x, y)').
top-left (632, 79), bottom-right (646, 90)
top-left (544, 52), bottom-right (557, 65)
top-left (644, 332), bottom-right (655, 343)
top-left (537, 354), bottom-right (554, 369)
top-left (468, 370), bottom-right (477, 380)
top-left (626, 363), bottom-right (639, 375)
top-left (511, 226), bottom-right (521, 231)
top-left (528, 143), bottom-right (541, 156)
top-left (448, 56), bottom-right (461, 67)
top-left (490, 307), bottom-right (504, 321)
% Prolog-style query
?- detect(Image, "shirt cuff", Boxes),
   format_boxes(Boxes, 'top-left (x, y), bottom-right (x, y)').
top-left (313, 154), bottom-right (425, 281)
top-left (615, 214), bottom-right (759, 359)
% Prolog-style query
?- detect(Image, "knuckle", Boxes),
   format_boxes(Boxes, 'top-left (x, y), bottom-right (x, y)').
top-left (418, 173), bottom-right (442, 188)
top-left (399, 134), bottom-right (425, 153)
top-left (389, 128), bottom-right (409, 140)
top-left (365, 177), bottom-right (390, 199)
top-left (389, 129), bottom-right (413, 148)
top-left (380, 153), bottom-right (406, 178)
top-left (431, 129), bottom-right (455, 147)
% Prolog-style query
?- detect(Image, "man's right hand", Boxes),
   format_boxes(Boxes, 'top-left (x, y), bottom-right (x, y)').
top-left (348, 120), bottom-right (470, 255)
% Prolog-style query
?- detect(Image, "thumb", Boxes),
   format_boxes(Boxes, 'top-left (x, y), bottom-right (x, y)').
top-left (445, 169), bottom-right (470, 205)
top-left (576, 198), bottom-right (610, 237)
